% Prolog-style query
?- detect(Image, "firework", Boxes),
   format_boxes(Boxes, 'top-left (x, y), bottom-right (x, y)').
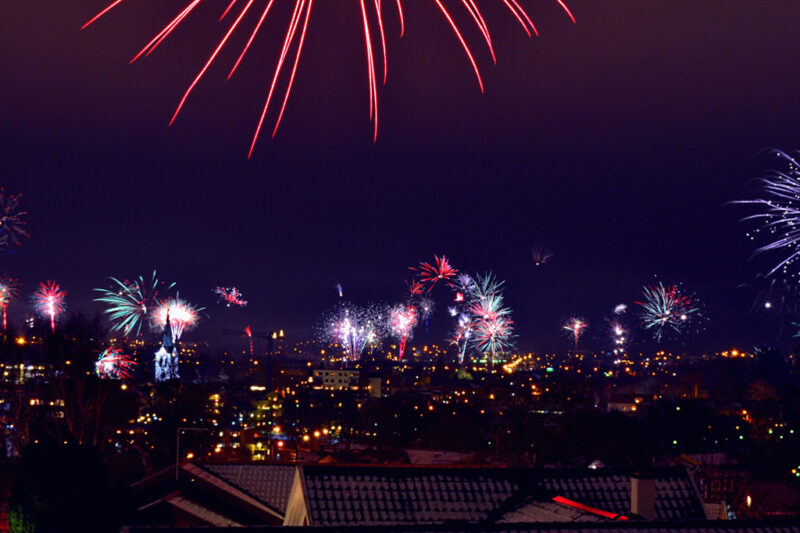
top-left (82, 1), bottom-right (575, 155)
top-left (0, 188), bottom-right (29, 250)
top-left (406, 279), bottom-right (425, 296)
top-left (388, 304), bottom-right (417, 360)
top-left (95, 347), bottom-right (137, 380)
top-left (32, 281), bottom-right (67, 333)
top-left (608, 319), bottom-right (627, 355)
top-left (471, 294), bottom-right (514, 360)
top-left (563, 317), bottom-right (587, 351)
top-left (636, 282), bottom-right (699, 342)
top-left (336, 283), bottom-right (344, 298)
top-left (531, 246), bottom-right (553, 266)
top-left (214, 286), bottom-right (248, 307)
top-left (736, 150), bottom-right (800, 278)
top-left (94, 271), bottom-right (175, 337)
top-left (411, 255), bottom-right (458, 291)
top-left (450, 313), bottom-right (474, 365)
top-left (0, 276), bottom-right (20, 330)
top-left (468, 272), bottom-right (504, 302)
top-left (150, 295), bottom-right (203, 342)
top-left (613, 303), bottom-right (627, 315)
top-left (322, 303), bottom-right (385, 364)
top-left (411, 295), bottom-right (435, 332)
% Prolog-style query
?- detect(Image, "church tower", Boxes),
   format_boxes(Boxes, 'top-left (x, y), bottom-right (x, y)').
top-left (154, 312), bottom-right (179, 381)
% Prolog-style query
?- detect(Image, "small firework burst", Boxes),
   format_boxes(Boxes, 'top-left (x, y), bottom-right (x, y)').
top-left (0, 276), bottom-right (20, 330)
top-left (95, 347), bottom-right (137, 380)
top-left (31, 281), bottom-right (67, 333)
top-left (636, 282), bottom-right (700, 342)
top-left (388, 304), bottom-right (417, 360)
top-left (150, 295), bottom-right (203, 342)
top-left (563, 317), bottom-right (587, 351)
top-left (531, 245), bottom-right (553, 266)
top-left (214, 286), bottom-right (248, 307)
top-left (0, 188), bottom-right (29, 250)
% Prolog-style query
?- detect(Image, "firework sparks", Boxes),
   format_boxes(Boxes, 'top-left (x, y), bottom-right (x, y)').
top-left (636, 282), bottom-right (699, 342)
top-left (95, 271), bottom-right (175, 337)
top-left (388, 304), bottom-right (417, 360)
top-left (150, 295), bottom-right (203, 342)
top-left (336, 283), bottom-right (344, 298)
top-left (450, 313), bottom-right (474, 365)
top-left (736, 150), bottom-right (800, 278)
top-left (0, 188), bottom-right (29, 250)
top-left (608, 319), bottom-right (627, 355)
top-left (32, 281), bottom-right (67, 333)
top-left (95, 347), bottom-right (137, 380)
top-left (470, 293), bottom-right (514, 361)
top-left (406, 278), bottom-right (425, 296)
top-left (563, 317), bottom-right (587, 351)
top-left (322, 303), bottom-right (385, 364)
top-left (0, 276), bottom-right (20, 331)
top-left (214, 286), bottom-right (248, 307)
top-left (531, 245), bottom-right (553, 266)
top-left (613, 303), bottom-right (627, 315)
top-left (411, 255), bottom-right (458, 291)
top-left (82, 1), bottom-right (575, 155)
top-left (469, 272), bottom-right (504, 302)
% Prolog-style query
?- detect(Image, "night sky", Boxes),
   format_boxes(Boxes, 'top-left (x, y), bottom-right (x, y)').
top-left (3, 1), bottom-right (800, 352)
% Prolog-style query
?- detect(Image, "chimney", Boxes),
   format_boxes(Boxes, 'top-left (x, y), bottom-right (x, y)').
top-left (631, 474), bottom-right (657, 520)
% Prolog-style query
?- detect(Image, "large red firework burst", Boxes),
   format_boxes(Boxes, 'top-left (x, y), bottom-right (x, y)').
top-left (82, 1), bottom-right (575, 156)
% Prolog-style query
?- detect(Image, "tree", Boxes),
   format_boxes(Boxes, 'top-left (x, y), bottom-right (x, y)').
top-left (9, 440), bottom-right (123, 533)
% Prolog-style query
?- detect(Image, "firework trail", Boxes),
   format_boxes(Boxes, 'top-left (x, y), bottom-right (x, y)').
top-left (82, 1), bottom-right (575, 156)
top-left (563, 317), bottom-right (586, 351)
top-left (214, 286), bottom-right (248, 307)
top-left (32, 281), bottom-right (67, 333)
top-left (636, 282), bottom-right (699, 342)
top-left (244, 325), bottom-right (254, 356)
top-left (0, 276), bottom-right (20, 331)
top-left (322, 303), bottom-right (385, 364)
top-left (336, 283), bottom-right (344, 298)
top-left (95, 347), bottom-right (137, 380)
top-left (735, 150), bottom-right (800, 278)
top-left (150, 295), bottom-right (203, 342)
top-left (95, 271), bottom-right (175, 337)
top-left (0, 188), bottom-right (29, 250)
top-left (531, 245), bottom-right (553, 266)
top-left (388, 304), bottom-right (417, 360)
top-left (411, 255), bottom-right (458, 292)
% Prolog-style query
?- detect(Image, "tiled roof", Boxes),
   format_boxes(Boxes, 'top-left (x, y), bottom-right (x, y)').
top-left (538, 469), bottom-right (705, 521)
top-left (123, 519), bottom-right (800, 533)
top-left (499, 501), bottom-right (607, 523)
top-left (302, 466), bottom-right (520, 525)
top-left (298, 466), bottom-right (705, 525)
top-left (199, 464), bottom-right (295, 514)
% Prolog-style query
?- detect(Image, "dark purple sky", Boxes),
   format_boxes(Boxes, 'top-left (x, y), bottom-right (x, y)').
top-left (2, 1), bottom-right (800, 352)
